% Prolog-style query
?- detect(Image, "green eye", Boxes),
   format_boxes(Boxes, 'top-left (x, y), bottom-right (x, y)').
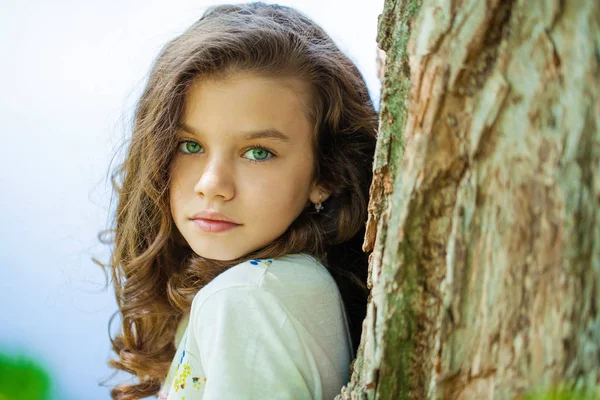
top-left (178, 141), bottom-right (203, 154)
top-left (244, 147), bottom-right (273, 161)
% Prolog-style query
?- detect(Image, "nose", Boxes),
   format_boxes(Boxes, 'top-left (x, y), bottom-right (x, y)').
top-left (194, 157), bottom-right (235, 201)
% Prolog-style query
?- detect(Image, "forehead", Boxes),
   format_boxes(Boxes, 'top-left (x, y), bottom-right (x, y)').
top-left (182, 73), bottom-right (313, 139)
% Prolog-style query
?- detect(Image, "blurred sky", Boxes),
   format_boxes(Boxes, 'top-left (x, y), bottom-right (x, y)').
top-left (0, 1), bottom-right (384, 399)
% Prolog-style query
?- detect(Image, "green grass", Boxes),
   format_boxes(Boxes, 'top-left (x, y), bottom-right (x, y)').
top-left (0, 352), bottom-right (52, 400)
top-left (521, 386), bottom-right (600, 400)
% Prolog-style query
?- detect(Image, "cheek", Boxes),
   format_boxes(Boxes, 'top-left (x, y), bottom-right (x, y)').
top-left (241, 165), bottom-right (313, 216)
top-left (169, 184), bottom-right (182, 214)
top-left (168, 161), bottom-right (193, 216)
top-left (168, 188), bottom-right (183, 225)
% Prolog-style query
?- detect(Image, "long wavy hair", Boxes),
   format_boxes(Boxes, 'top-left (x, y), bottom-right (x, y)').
top-left (103, 2), bottom-right (377, 398)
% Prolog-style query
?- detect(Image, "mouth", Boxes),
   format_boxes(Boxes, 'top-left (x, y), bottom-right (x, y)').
top-left (190, 218), bottom-right (241, 233)
top-left (189, 210), bottom-right (241, 233)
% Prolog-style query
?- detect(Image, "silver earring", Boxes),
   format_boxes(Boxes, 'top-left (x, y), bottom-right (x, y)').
top-left (314, 196), bottom-right (324, 213)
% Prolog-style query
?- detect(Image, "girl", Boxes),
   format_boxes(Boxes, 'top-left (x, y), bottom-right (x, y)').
top-left (104, 2), bottom-right (378, 399)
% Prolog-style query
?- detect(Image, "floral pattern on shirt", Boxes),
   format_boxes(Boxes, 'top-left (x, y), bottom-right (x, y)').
top-left (249, 259), bottom-right (273, 267)
top-left (159, 332), bottom-right (206, 399)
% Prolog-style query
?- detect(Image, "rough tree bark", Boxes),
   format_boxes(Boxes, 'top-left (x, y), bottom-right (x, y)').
top-left (338, 0), bottom-right (600, 399)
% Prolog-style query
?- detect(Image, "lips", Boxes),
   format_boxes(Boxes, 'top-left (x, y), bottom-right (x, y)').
top-left (190, 210), bottom-right (238, 223)
top-left (189, 210), bottom-right (241, 233)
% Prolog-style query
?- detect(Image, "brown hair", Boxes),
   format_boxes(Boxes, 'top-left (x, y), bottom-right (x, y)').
top-left (103, 2), bottom-right (377, 398)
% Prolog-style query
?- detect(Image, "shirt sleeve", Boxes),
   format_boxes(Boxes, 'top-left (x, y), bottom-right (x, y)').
top-left (192, 286), bottom-right (317, 400)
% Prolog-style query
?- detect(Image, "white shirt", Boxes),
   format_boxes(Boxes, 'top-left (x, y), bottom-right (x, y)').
top-left (158, 253), bottom-right (353, 400)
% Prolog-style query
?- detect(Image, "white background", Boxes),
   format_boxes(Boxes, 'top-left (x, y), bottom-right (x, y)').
top-left (0, 1), bottom-right (384, 398)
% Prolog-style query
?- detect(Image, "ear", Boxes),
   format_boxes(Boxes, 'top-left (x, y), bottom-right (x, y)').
top-left (308, 183), bottom-right (331, 204)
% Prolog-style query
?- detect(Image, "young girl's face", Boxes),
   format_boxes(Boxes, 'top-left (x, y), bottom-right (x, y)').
top-left (169, 72), bottom-right (327, 261)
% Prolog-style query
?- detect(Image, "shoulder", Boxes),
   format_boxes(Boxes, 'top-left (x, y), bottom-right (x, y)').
top-left (260, 253), bottom-right (338, 294)
top-left (190, 253), bottom-right (337, 312)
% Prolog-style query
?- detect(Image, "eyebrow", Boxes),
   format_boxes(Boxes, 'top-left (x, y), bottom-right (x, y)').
top-left (180, 123), bottom-right (290, 143)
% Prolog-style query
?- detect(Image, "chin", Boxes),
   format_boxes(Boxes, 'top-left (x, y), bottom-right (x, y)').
top-left (190, 246), bottom-right (245, 262)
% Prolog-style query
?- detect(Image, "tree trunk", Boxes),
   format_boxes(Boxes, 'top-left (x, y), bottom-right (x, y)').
top-left (339, 0), bottom-right (600, 399)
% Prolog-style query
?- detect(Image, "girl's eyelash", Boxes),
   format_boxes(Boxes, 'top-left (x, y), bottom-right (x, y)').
top-left (175, 140), bottom-right (277, 162)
